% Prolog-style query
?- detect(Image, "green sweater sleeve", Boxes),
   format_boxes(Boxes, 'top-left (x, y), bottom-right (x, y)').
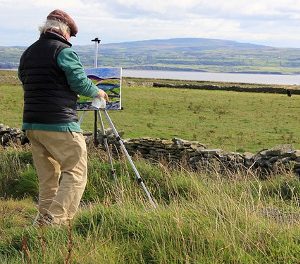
top-left (57, 48), bottom-right (99, 97)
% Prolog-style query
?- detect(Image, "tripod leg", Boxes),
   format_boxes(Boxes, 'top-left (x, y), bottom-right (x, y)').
top-left (78, 111), bottom-right (87, 125)
top-left (94, 110), bottom-right (98, 146)
top-left (102, 109), bottom-right (157, 208)
top-left (97, 111), bottom-right (117, 181)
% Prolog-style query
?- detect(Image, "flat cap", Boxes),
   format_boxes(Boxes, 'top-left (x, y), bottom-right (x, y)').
top-left (47, 9), bottom-right (78, 37)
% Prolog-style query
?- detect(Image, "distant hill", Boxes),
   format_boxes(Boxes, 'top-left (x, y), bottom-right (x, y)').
top-left (1, 37), bottom-right (300, 74)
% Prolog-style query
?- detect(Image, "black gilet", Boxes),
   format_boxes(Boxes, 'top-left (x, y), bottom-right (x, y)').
top-left (19, 32), bottom-right (78, 124)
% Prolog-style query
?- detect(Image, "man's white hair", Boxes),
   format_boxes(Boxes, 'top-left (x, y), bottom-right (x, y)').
top-left (39, 19), bottom-right (70, 35)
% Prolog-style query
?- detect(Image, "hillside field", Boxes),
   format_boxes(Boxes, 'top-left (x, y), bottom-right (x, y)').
top-left (1, 70), bottom-right (300, 153)
top-left (2, 38), bottom-right (300, 74)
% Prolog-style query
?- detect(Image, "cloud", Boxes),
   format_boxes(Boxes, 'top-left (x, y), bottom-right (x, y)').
top-left (76, 0), bottom-right (300, 47)
top-left (82, 0), bottom-right (300, 20)
top-left (0, 0), bottom-right (300, 48)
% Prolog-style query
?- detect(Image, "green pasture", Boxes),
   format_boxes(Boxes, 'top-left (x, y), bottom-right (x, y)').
top-left (1, 148), bottom-right (300, 263)
top-left (1, 70), bottom-right (300, 263)
top-left (1, 71), bottom-right (300, 152)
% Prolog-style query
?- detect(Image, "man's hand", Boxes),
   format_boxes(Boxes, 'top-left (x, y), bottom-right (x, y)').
top-left (97, 89), bottom-right (109, 102)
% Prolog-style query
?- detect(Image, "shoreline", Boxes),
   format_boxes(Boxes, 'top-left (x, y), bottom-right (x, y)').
top-left (2, 68), bottom-right (300, 88)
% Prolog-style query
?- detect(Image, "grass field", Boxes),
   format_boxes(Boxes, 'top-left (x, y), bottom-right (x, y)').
top-left (1, 70), bottom-right (300, 263)
top-left (1, 71), bottom-right (300, 152)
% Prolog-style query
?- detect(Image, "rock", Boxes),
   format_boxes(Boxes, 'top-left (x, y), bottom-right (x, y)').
top-left (199, 149), bottom-right (223, 157)
top-left (293, 163), bottom-right (300, 177)
top-left (259, 144), bottom-right (294, 157)
top-left (291, 150), bottom-right (300, 160)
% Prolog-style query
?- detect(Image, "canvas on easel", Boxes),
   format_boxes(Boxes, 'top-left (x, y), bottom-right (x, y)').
top-left (76, 67), bottom-right (122, 111)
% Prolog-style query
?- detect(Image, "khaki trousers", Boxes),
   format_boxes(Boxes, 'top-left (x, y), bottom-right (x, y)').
top-left (26, 130), bottom-right (87, 224)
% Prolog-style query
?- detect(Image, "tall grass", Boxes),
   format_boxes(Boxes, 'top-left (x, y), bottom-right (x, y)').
top-left (1, 146), bottom-right (300, 263)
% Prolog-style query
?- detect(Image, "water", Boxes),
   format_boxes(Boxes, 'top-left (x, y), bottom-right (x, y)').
top-left (122, 69), bottom-right (300, 85)
top-left (4, 68), bottom-right (300, 85)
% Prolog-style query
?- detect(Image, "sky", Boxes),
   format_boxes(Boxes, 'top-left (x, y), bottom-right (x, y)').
top-left (1, 0), bottom-right (300, 48)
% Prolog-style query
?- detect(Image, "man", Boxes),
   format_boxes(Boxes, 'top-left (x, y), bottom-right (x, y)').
top-left (18, 9), bottom-right (108, 226)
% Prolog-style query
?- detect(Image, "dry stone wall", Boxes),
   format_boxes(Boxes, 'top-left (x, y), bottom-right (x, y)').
top-left (1, 124), bottom-right (300, 177)
top-left (122, 137), bottom-right (300, 177)
top-left (153, 82), bottom-right (300, 96)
